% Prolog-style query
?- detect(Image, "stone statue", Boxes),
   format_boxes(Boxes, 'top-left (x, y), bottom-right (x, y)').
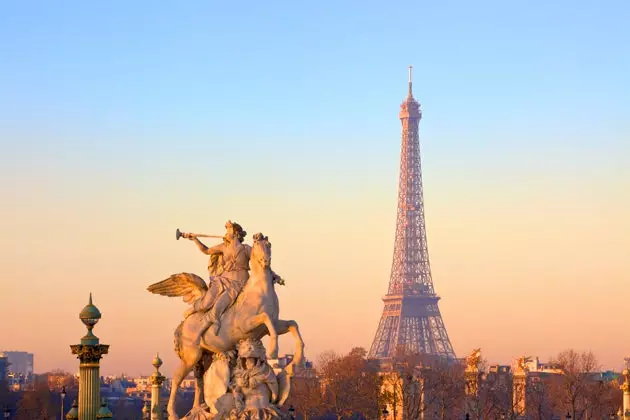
top-left (514, 356), bottom-right (532, 374)
top-left (221, 338), bottom-right (289, 420)
top-left (183, 222), bottom-right (283, 336)
top-left (147, 222), bottom-right (304, 420)
top-left (465, 348), bottom-right (482, 372)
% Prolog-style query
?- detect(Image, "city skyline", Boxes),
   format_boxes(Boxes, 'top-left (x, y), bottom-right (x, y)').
top-left (1, 0), bottom-right (629, 376)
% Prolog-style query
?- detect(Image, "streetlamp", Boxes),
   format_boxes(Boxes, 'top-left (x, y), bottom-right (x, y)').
top-left (3, 406), bottom-right (9, 419)
top-left (61, 386), bottom-right (67, 420)
top-left (382, 407), bottom-right (389, 419)
top-left (288, 405), bottom-right (295, 420)
top-left (566, 413), bottom-right (572, 420)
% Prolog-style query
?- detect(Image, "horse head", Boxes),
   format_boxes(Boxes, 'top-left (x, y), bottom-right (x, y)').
top-left (251, 233), bottom-right (272, 270)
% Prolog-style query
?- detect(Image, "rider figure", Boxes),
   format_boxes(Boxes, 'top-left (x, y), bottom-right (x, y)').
top-left (184, 220), bottom-right (283, 335)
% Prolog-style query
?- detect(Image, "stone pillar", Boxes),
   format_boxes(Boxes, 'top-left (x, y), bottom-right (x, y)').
top-left (70, 294), bottom-right (109, 420)
top-left (512, 372), bottom-right (527, 419)
top-left (512, 357), bottom-right (531, 420)
top-left (150, 354), bottom-right (166, 420)
top-left (621, 369), bottom-right (630, 419)
top-left (464, 367), bottom-right (479, 418)
top-left (464, 349), bottom-right (482, 418)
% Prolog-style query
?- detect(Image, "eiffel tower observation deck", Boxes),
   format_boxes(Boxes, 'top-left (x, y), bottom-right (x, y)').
top-left (368, 67), bottom-right (456, 360)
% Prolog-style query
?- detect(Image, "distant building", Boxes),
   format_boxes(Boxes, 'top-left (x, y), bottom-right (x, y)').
top-left (525, 357), bottom-right (563, 374)
top-left (1, 351), bottom-right (34, 376)
top-left (487, 364), bottom-right (512, 387)
top-left (180, 378), bottom-right (196, 389)
top-left (132, 376), bottom-right (152, 392)
top-left (0, 353), bottom-right (9, 385)
top-left (268, 354), bottom-right (316, 378)
top-left (589, 370), bottom-right (621, 383)
top-left (100, 375), bottom-right (136, 395)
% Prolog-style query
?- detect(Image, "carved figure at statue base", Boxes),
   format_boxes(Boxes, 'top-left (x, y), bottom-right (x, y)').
top-left (214, 338), bottom-right (290, 420)
top-left (147, 222), bottom-right (304, 420)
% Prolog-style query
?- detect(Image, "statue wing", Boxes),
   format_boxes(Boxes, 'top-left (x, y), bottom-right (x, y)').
top-left (147, 272), bottom-right (208, 304)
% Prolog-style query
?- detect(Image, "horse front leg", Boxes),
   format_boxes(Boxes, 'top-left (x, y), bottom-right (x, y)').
top-left (275, 319), bottom-right (305, 367)
top-left (242, 312), bottom-right (278, 359)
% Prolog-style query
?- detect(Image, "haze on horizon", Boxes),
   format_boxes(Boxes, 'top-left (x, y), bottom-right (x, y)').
top-left (0, 0), bottom-right (628, 376)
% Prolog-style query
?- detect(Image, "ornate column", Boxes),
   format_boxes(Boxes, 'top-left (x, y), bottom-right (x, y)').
top-left (512, 357), bottom-right (531, 420)
top-left (70, 294), bottom-right (109, 420)
top-left (464, 349), bottom-right (482, 417)
top-left (621, 368), bottom-right (630, 419)
top-left (150, 354), bottom-right (166, 420)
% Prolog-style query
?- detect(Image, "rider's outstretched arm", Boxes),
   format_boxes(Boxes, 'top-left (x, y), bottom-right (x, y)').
top-left (191, 237), bottom-right (224, 255)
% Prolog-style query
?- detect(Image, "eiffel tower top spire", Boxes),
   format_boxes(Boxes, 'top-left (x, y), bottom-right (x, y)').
top-left (399, 67), bottom-right (421, 121)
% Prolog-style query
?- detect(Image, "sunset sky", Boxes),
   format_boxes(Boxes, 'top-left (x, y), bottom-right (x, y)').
top-left (1, 0), bottom-right (629, 376)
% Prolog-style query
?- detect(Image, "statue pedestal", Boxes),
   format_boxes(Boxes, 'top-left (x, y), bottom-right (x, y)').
top-left (181, 402), bottom-right (289, 420)
top-left (176, 339), bottom-right (291, 420)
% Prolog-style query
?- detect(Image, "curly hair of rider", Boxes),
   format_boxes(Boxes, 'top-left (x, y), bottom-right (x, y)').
top-left (230, 221), bottom-right (247, 242)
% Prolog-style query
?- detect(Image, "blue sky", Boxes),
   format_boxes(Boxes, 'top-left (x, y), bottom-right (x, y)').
top-left (2, 0), bottom-right (628, 213)
top-left (1, 1), bottom-right (629, 372)
top-left (2, 1), bottom-right (628, 165)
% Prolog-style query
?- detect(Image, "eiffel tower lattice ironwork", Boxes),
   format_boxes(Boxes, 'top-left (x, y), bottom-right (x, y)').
top-left (368, 67), bottom-right (456, 360)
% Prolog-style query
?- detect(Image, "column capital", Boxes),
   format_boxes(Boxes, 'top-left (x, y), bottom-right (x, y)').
top-left (71, 344), bottom-right (109, 364)
top-left (150, 371), bottom-right (166, 387)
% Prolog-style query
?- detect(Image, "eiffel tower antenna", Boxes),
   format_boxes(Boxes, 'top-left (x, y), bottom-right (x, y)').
top-left (368, 67), bottom-right (456, 360)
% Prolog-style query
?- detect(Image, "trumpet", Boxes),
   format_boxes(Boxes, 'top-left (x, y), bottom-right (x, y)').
top-left (175, 228), bottom-right (224, 241)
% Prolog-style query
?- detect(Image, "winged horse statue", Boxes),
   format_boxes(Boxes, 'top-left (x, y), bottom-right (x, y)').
top-left (147, 232), bottom-right (305, 420)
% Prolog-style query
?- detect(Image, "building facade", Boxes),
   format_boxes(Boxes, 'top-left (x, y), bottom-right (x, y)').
top-left (0, 351), bottom-right (34, 376)
top-left (0, 353), bottom-right (8, 385)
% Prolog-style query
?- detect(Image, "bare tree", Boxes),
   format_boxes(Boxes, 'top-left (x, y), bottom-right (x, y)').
top-left (429, 358), bottom-right (465, 420)
top-left (14, 381), bottom-right (57, 420)
top-left (583, 376), bottom-right (623, 419)
top-left (318, 347), bottom-right (379, 419)
top-left (40, 370), bottom-right (78, 392)
top-left (525, 376), bottom-right (556, 420)
top-left (550, 349), bottom-right (599, 419)
top-left (287, 374), bottom-right (323, 420)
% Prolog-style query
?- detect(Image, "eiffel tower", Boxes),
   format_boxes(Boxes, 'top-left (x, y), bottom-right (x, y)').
top-left (368, 67), bottom-right (456, 360)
